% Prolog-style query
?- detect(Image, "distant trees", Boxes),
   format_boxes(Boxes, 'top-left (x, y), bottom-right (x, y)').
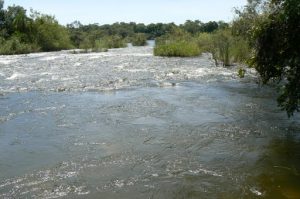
top-left (181, 20), bottom-right (227, 34)
top-left (131, 33), bottom-right (147, 46)
top-left (66, 20), bottom-right (229, 49)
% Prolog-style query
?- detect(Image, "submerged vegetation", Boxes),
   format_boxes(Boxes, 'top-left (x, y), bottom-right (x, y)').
top-left (0, 0), bottom-right (298, 116)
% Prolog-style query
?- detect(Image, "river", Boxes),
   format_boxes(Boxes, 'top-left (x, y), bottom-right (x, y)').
top-left (0, 45), bottom-right (299, 198)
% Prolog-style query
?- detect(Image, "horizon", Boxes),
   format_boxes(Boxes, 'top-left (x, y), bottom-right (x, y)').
top-left (4, 0), bottom-right (247, 25)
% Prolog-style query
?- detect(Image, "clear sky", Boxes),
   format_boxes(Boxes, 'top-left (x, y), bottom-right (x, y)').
top-left (4, 0), bottom-right (247, 25)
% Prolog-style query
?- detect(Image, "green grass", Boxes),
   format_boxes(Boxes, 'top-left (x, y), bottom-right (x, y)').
top-left (154, 41), bottom-right (201, 57)
top-left (0, 36), bottom-right (39, 55)
top-left (95, 36), bottom-right (126, 49)
top-left (77, 35), bottom-right (126, 53)
top-left (131, 33), bottom-right (147, 46)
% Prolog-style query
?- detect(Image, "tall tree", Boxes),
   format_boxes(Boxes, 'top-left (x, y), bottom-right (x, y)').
top-left (252, 0), bottom-right (300, 116)
top-left (0, 0), bottom-right (4, 28)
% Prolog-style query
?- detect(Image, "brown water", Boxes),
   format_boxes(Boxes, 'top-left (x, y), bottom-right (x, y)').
top-left (0, 46), bottom-right (299, 198)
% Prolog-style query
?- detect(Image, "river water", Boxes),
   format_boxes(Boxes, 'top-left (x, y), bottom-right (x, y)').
top-left (0, 46), bottom-right (299, 198)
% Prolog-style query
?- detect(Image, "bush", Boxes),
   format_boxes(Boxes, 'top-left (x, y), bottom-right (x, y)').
top-left (131, 33), bottom-right (147, 46)
top-left (196, 29), bottom-right (251, 66)
top-left (212, 29), bottom-right (232, 66)
top-left (94, 35), bottom-right (126, 50)
top-left (0, 36), bottom-right (39, 55)
top-left (33, 14), bottom-right (72, 51)
top-left (196, 33), bottom-right (214, 52)
top-left (154, 28), bottom-right (201, 57)
top-left (79, 37), bottom-right (93, 51)
top-left (238, 68), bottom-right (246, 78)
top-left (231, 37), bottom-right (252, 63)
top-left (154, 41), bottom-right (200, 57)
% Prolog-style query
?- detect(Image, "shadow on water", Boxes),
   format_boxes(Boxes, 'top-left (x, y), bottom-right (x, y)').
top-left (252, 132), bottom-right (300, 199)
top-left (163, 131), bottom-right (300, 199)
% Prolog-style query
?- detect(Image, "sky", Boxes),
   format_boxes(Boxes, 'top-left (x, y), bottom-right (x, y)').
top-left (4, 0), bottom-right (248, 25)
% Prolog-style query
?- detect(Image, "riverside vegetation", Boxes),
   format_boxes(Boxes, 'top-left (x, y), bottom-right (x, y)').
top-left (0, 0), bottom-right (299, 116)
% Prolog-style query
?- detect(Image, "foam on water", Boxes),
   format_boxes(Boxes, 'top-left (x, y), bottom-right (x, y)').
top-left (0, 46), bottom-right (255, 94)
top-left (6, 73), bottom-right (27, 80)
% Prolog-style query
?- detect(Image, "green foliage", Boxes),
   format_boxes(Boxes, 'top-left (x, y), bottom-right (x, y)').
top-left (196, 33), bottom-right (215, 54)
top-left (180, 20), bottom-right (228, 34)
top-left (211, 29), bottom-right (233, 66)
top-left (154, 41), bottom-right (201, 57)
top-left (232, 0), bottom-right (268, 45)
top-left (0, 36), bottom-right (38, 54)
top-left (33, 13), bottom-right (72, 51)
top-left (231, 37), bottom-right (252, 63)
top-left (3, 5), bottom-right (30, 37)
top-left (201, 21), bottom-right (219, 33)
top-left (196, 33), bottom-right (214, 52)
top-left (0, 0), bottom-right (4, 27)
top-left (95, 35), bottom-right (126, 49)
top-left (66, 20), bottom-right (228, 48)
top-left (195, 29), bottom-right (251, 66)
top-left (250, 0), bottom-right (300, 116)
top-left (181, 20), bottom-right (202, 34)
top-left (131, 33), bottom-right (147, 46)
top-left (232, 0), bottom-right (299, 116)
top-left (154, 28), bottom-right (201, 57)
top-left (0, 3), bottom-right (72, 54)
top-left (238, 68), bottom-right (246, 78)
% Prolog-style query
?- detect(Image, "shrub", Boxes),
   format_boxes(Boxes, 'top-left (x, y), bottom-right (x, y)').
top-left (238, 68), bottom-right (246, 78)
top-left (154, 28), bottom-right (201, 57)
top-left (196, 33), bottom-right (214, 53)
top-left (79, 37), bottom-right (93, 51)
top-left (33, 14), bottom-right (72, 51)
top-left (94, 35), bottom-right (126, 50)
top-left (131, 33), bottom-right (147, 46)
top-left (154, 41), bottom-right (200, 57)
top-left (0, 36), bottom-right (39, 55)
top-left (212, 29), bottom-right (232, 66)
top-left (231, 37), bottom-right (251, 63)
top-left (199, 29), bottom-right (251, 66)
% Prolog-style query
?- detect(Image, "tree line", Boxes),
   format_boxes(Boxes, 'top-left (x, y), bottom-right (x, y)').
top-left (0, 0), bottom-right (228, 53)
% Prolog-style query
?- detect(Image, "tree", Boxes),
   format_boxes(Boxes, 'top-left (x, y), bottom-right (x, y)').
top-left (181, 20), bottom-right (202, 34)
top-left (32, 12), bottom-right (72, 51)
top-left (0, 0), bottom-right (4, 29)
top-left (202, 21), bottom-right (219, 33)
top-left (252, 0), bottom-right (300, 116)
top-left (232, 0), bottom-right (267, 45)
top-left (4, 5), bottom-right (29, 34)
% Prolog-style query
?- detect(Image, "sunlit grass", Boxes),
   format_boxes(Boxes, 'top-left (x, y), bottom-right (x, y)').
top-left (154, 41), bottom-right (201, 57)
